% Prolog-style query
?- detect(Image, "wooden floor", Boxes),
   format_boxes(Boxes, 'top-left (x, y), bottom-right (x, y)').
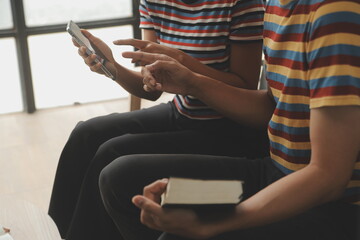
top-left (0, 94), bottom-right (173, 214)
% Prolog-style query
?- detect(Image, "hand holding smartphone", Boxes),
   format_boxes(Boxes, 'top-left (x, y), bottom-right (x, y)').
top-left (66, 20), bottom-right (115, 80)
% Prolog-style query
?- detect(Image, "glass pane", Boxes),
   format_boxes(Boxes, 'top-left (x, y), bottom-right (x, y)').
top-left (24, 0), bottom-right (132, 27)
top-left (0, 0), bottom-right (13, 29)
top-left (29, 25), bottom-right (134, 109)
top-left (0, 38), bottom-right (23, 114)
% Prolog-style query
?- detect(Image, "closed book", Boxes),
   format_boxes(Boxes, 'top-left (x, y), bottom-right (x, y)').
top-left (161, 177), bottom-right (243, 208)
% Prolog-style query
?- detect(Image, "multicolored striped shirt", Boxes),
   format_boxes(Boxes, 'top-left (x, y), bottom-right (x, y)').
top-left (139, 0), bottom-right (264, 119)
top-left (264, 0), bottom-right (360, 204)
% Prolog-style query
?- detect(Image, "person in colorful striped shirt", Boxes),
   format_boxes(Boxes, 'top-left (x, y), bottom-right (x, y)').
top-left (49, 1), bottom-right (268, 240)
top-left (99, 0), bottom-right (360, 239)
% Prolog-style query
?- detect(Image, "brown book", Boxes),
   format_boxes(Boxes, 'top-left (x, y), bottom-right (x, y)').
top-left (161, 177), bottom-right (243, 208)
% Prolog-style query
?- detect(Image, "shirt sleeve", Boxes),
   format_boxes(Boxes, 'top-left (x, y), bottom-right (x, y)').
top-left (139, 0), bottom-right (154, 30)
top-left (229, 0), bottom-right (265, 43)
top-left (307, 0), bottom-right (360, 108)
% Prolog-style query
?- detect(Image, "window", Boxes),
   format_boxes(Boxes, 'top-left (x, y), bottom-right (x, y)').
top-left (0, 38), bottom-right (23, 114)
top-left (29, 26), bottom-right (134, 109)
top-left (23, 0), bottom-right (132, 27)
top-left (0, 0), bottom-right (13, 29)
top-left (0, 0), bottom-right (140, 114)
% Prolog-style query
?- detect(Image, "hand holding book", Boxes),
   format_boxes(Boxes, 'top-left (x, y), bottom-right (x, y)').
top-left (132, 177), bottom-right (244, 238)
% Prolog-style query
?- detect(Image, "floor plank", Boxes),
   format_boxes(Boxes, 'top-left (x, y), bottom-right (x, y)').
top-left (0, 94), bottom-right (173, 213)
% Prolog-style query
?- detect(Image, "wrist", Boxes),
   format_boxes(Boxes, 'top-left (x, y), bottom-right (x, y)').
top-left (112, 61), bottom-right (127, 81)
top-left (176, 50), bottom-right (186, 65)
top-left (187, 73), bottom-right (215, 97)
top-left (208, 204), bottom-right (253, 236)
top-left (197, 213), bottom-right (239, 239)
top-left (185, 72), bottom-right (201, 96)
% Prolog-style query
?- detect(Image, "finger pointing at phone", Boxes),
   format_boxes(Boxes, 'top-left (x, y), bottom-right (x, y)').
top-left (122, 51), bottom-right (197, 96)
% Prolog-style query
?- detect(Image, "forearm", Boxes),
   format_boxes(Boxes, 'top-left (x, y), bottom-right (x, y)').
top-left (177, 42), bottom-right (263, 90)
top-left (113, 63), bottom-right (161, 101)
top-left (189, 73), bottom-right (274, 127)
top-left (228, 107), bottom-right (360, 233)
top-left (212, 105), bottom-right (360, 235)
top-left (214, 165), bottom-right (347, 235)
top-left (178, 53), bottom-right (254, 89)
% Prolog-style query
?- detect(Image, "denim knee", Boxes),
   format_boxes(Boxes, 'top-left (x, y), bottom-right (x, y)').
top-left (99, 155), bottom-right (137, 199)
top-left (68, 118), bottom-right (101, 143)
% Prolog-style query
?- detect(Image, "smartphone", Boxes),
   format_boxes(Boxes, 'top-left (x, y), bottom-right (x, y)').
top-left (66, 20), bottom-right (114, 79)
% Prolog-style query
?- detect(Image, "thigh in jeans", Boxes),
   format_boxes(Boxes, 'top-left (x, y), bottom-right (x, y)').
top-left (49, 102), bottom-right (175, 237)
top-left (63, 123), bottom-right (264, 240)
top-left (99, 154), bottom-right (270, 240)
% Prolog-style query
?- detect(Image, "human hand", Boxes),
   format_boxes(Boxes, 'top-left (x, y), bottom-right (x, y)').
top-left (72, 30), bottom-right (117, 78)
top-left (113, 39), bottom-right (184, 65)
top-left (132, 179), bottom-right (217, 239)
top-left (122, 51), bottom-right (197, 95)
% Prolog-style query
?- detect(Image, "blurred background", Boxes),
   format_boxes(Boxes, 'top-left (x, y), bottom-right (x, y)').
top-left (0, 0), bottom-right (172, 212)
top-left (0, 0), bottom-right (136, 114)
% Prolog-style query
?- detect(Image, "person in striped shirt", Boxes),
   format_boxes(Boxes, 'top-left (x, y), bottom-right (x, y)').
top-left (49, 1), bottom-right (268, 240)
top-left (99, 0), bottom-right (359, 239)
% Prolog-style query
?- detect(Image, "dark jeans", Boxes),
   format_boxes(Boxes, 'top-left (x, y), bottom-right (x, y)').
top-left (99, 155), bottom-right (360, 240)
top-left (48, 102), bottom-right (268, 240)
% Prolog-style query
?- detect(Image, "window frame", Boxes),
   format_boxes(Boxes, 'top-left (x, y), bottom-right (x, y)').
top-left (0, 0), bottom-right (140, 113)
